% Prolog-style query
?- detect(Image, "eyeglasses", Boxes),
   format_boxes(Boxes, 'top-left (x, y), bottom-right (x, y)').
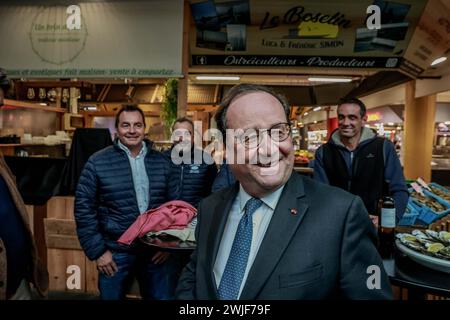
top-left (234, 122), bottom-right (292, 149)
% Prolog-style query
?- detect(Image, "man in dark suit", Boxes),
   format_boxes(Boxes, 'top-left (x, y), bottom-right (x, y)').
top-left (176, 84), bottom-right (392, 300)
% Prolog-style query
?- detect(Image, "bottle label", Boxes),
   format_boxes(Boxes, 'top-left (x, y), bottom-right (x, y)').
top-left (381, 208), bottom-right (396, 228)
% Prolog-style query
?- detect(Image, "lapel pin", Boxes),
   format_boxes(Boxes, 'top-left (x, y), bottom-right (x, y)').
top-left (290, 208), bottom-right (297, 215)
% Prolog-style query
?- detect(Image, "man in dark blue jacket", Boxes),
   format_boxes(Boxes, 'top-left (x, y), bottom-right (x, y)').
top-left (314, 98), bottom-right (408, 223)
top-left (75, 105), bottom-right (176, 300)
top-left (166, 117), bottom-right (217, 208)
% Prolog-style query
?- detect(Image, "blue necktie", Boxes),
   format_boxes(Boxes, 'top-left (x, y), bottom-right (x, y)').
top-left (218, 197), bottom-right (263, 300)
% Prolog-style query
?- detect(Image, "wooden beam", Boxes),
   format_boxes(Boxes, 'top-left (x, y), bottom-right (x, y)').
top-left (44, 218), bottom-right (77, 235)
top-left (97, 84), bottom-right (107, 102)
top-left (151, 84), bottom-right (160, 103)
top-left (44, 219), bottom-right (81, 250)
top-left (3, 99), bottom-right (66, 113)
top-left (19, 80), bottom-right (84, 88)
top-left (416, 73), bottom-right (450, 98)
top-left (403, 81), bottom-right (436, 181)
top-left (98, 84), bottom-right (111, 102)
top-left (45, 235), bottom-right (82, 250)
top-left (187, 104), bottom-right (217, 112)
top-left (214, 84), bottom-right (220, 104)
top-left (55, 87), bottom-right (62, 109)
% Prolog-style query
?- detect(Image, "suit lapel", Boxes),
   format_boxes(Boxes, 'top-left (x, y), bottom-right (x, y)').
top-left (205, 183), bottom-right (239, 298)
top-left (240, 173), bottom-right (308, 300)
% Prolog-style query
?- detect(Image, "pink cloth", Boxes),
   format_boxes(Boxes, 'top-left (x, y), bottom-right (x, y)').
top-left (117, 200), bottom-right (197, 245)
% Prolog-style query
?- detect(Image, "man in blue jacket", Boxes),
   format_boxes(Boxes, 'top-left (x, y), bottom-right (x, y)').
top-left (314, 98), bottom-right (408, 223)
top-left (75, 105), bottom-right (176, 300)
top-left (166, 117), bottom-right (217, 208)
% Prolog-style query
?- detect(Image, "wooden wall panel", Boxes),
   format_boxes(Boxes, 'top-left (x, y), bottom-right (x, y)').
top-left (46, 196), bottom-right (99, 295)
top-left (47, 248), bottom-right (86, 292)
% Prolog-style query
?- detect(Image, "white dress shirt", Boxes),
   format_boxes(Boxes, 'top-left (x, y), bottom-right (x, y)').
top-left (213, 184), bottom-right (285, 298)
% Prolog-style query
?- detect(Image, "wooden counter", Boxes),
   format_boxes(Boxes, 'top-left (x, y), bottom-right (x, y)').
top-left (0, 144), bottom-right (66, 157)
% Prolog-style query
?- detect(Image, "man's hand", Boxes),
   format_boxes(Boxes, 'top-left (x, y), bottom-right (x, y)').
top-left (152, 251), bottom-right (170, 264)
top-left (369, 215), bottom-right (379, 229)
top-left (96, 250), bottom-right (118, 276)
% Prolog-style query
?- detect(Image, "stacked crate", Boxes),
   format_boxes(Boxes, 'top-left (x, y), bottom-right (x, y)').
top-left (45, 196), bottom-right (99, 295)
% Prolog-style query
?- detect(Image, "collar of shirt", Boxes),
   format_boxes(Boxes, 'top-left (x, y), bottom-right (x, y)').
top-left (118, 140), bottom-right (147, 158)
top-left (238, 184), bottom-right (285, 213)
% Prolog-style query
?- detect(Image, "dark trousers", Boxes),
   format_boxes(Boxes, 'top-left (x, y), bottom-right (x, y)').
top-left (98, 250), bottom-right (178, 300)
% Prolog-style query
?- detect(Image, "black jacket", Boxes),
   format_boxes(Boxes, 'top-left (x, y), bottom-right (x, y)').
top-left (165, 146), bottom-right (217, 208)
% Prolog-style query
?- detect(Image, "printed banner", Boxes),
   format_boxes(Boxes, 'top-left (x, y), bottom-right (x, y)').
top-left (0, 1), bottom-right (183, 78)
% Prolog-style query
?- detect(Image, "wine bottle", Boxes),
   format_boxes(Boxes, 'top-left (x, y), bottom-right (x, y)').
top-left (378, 196), bottom-right (396, 258)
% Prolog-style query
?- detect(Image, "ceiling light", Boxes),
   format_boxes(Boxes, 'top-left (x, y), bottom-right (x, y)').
top-left (195, 75), bottom-right (240, 81)
top-left (431, 56), bottom-right (447, 66)
top-left (304, 112), bottom-right (309, 116)
top-left (387, 122), bottom-right (394, 126)
top-left (308, 77), bottom-right (352, 83)
top-left (313, 106), bottom-right (321, 111)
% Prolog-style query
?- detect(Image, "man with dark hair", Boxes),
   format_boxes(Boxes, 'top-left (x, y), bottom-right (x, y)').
top-left (75, 104), bottom-right (177, 300)
top-left (114, 104), bottom-right (146, 129)
top-left (176, 84), bottom-right (392, 300)
top-left (0, 68), bottom-right (49, 299)
top-left (314, 98), bottom-right (408, 223)
top-left (166, 117), bottom-right (217, 208)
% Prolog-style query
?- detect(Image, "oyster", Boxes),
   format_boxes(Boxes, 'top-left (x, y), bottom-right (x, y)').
top-left (411, 230), bottom-right (428, 238)
top-left (439, 231), bottom-right (450, 244)
top-left (400, 238), bottom-right (422, 251)
top-left (410, 191), bottom-right (447, 212)
top-left (425, 230), bottom-right (441, 241)
top-left (438, 246), bottom-right (450, 259)
top-left (411, 230), bottom-right (434, 244)
top-left (396, 233), bottom-right (417, 242)
top-left (425, 242), bottom-right (445, 253)
top-left (398, 229), bottom-right (450, 261)
top-left (430, 186), bottom-right (450, 202)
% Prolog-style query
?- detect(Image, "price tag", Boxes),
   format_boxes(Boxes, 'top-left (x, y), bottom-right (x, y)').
top-left (411, 182), bottom-right (425, 196)
top-left (417, 177), bottom-right (430, 191)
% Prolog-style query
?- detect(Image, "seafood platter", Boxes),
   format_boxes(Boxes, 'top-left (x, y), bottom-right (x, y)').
top-left (396, 230), bottom-right (450, 274)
